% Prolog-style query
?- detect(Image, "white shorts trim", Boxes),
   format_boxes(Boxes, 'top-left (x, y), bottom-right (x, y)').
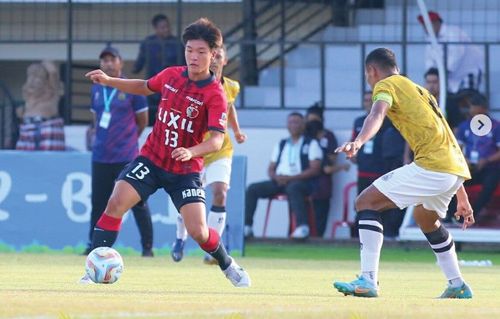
top-left (202, 157), bottom-right (232, 187)
top-left (372, 163), bottom-right (464, 219)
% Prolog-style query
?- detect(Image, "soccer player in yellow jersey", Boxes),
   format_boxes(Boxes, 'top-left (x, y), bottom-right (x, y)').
top-left (171, 45), bottom-right (247, 263)
top-left (333, 48), bottom-right (474, 299)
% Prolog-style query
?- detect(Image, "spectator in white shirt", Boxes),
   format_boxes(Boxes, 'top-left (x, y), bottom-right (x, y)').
top-left (244, 112), bottom-right (323, 239)
top-left (418, 11), bottom-right (484, 94)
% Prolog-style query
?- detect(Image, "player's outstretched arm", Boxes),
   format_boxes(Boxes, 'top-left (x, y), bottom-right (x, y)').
top-left (228, 103), bottom-right (247, 144)
top-left (454, 185), bottom-right (475, 230)
top-left (171, 130), bottom-right (225, 162)
top-left (85, 69), bottom-right (154, 96)
top-left (354, 100), bottom-right (389, 145)
top-left (335, 100), bottom-right (389, 158)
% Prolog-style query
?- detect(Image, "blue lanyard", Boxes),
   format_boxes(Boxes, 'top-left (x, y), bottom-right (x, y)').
top-left (102, 86), bottom-right (117, 112)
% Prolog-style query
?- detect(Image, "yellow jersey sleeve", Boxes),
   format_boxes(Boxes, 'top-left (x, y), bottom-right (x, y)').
top-left (373, 80), bottom-right (395, 107)
top-left (203, 77), bottom-right (241, 166)
top-left (222, 77), bottom-right (240, 105)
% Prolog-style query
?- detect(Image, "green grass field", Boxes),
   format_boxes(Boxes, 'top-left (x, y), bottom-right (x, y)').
top-left (1, 244), bottom-right (500, 319)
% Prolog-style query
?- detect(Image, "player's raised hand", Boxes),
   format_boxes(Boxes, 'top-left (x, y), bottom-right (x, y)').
top-left (172, 147), bottom-right (193, 162)
top-left (85, 69), bottom-right (110, 85)
top-left (454, 199), bottom-right (475, 230)
top-left (335, 140), bottom-right (361, 158)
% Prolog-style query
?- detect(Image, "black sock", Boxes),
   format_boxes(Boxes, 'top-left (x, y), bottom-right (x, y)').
top-left (209, 243), bottom-right (233, 271)
top-left (91, 227), bottom-right (118, 249)
top-left (424, 225), bottom-right (453, 253)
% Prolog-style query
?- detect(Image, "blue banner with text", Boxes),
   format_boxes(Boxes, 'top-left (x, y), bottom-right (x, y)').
top-left (0, 151), bottom-right (246, 254)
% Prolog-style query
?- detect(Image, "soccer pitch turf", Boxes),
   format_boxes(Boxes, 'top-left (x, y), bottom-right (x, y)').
top-left (1, 244), bottom-right (499, 319)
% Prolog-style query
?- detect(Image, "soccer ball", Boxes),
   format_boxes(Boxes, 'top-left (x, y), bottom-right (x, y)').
top-left (85, 247), bottom-right (124, 284)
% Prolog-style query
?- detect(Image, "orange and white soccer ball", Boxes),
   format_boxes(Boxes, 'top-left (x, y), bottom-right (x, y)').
top-left (85, 247), bottom-right (124, 284)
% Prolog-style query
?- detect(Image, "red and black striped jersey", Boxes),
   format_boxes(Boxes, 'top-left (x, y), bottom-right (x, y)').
top-left (140, 66), bottom-right (227, 174)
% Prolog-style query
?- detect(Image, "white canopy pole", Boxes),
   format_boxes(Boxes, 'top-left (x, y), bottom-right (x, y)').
top-left (416, 0), bottom-right (447, 115)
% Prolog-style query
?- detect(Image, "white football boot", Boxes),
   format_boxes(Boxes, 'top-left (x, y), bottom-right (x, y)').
top-left (223, 257), bottom-right (251, 288)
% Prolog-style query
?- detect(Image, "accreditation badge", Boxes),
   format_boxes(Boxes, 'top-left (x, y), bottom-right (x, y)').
top-left (99, 111), bottom-right (111, 129)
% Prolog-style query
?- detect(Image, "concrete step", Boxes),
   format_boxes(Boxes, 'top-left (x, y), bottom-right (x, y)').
top-left (242, 86), bottom-right (361, 109)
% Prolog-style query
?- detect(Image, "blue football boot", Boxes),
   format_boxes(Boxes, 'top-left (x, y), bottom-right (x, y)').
top-left (333, 275), bottom-right (379, 297)
top-left (439, 282), bottom-right (473, 299)
top-left (170, 239), bottom-right (185, 262)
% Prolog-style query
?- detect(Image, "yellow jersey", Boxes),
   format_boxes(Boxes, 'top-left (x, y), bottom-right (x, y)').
top-left (203, 76), bottom-right (240, 166)
top-left (372, 74), bottom-right (470, 179)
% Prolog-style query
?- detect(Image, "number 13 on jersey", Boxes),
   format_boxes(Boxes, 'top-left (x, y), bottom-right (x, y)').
top-left (165, 129), bottom-right (179, 147)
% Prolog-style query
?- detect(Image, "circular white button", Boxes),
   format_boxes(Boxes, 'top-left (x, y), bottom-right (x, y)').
top-left (470, 114), bottom-right (492, 137)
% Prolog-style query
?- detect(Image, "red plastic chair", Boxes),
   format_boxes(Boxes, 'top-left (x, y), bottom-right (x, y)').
top-left (465, 184), bottom-right (500, 198)
top-left (465, 184), bottom-right (500, 225)
top-left (262, 194), bottom-right (317, 238)
top-left (331, 181), bottom-right (357, 238)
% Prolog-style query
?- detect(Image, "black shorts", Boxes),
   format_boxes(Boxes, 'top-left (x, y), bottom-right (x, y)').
top-left (117, 156), bottom-right (205, 212)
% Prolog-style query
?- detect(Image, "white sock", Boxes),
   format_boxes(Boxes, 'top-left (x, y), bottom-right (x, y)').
top-left (436, 248), bottom-right (463, 288)
top-left (176, 215), bottom-right (188, 241)
top-left (426, 227), bottom-right (464, 288)
top-left (207, 206), bottom-right (226, 236)
top-left (359, 219), bottom-right (384, 286)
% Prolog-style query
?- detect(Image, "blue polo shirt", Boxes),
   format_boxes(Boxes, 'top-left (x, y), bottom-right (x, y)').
top-left (90, 83), bottom-right (148, 163)
top-left (456, 116), bottom-right (500, 169)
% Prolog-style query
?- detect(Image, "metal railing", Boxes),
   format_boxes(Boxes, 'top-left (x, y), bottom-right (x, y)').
top-left (0, 81), bottom-right (20, 149)
top-left (1, 0), bottom-right (499, 123)
top-left (224, 40), bottom-right (497, 111)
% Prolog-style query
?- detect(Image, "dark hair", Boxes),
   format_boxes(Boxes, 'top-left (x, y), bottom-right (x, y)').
top-left (306, 102), bottom-right (324, 122)
top-left (469, 93), bottom-right (488, 109)
top-left (425, 67), bottom-right (439, 78)
top-left (288, 112), bottom-right (304, 119)
top-left (365, 48), bottom-right (398, 71)
top-left (182, 18), bottom-right (222, 49)
top-left (152, 14), bottom-right (169, 27)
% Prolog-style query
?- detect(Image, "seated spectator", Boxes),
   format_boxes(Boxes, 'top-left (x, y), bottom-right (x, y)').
top-left (244, 112), bottom-right (322, 239)
top-left (16, 61), bottom-right (65, 151)
top-left (454, 94), bottom-right (500, 222)
top-left (305, 103), bottom-right (349, 238)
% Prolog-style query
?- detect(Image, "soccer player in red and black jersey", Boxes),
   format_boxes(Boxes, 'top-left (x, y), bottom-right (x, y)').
top-left (82, 18), bottom-right (250, 287)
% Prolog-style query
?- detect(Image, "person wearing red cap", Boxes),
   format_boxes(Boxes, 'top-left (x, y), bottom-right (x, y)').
top-left (418, 11), bottom-right (484, 94)
top-left (417, 11), bottom-right (443, 34)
